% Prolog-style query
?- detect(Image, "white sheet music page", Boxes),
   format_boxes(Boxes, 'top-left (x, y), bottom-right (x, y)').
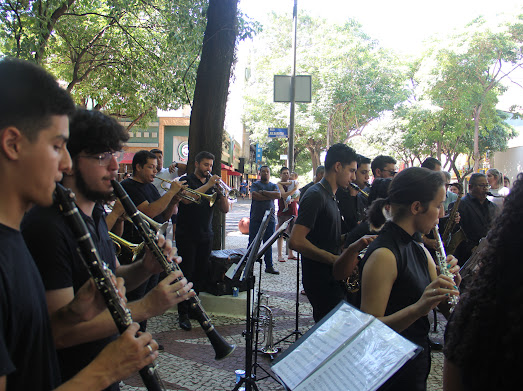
top-left (271, 303), bottom-right (373, 390)
top-left (294, 319), bottom-right (418, 391)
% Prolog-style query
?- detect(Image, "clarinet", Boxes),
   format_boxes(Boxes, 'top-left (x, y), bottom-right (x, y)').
top-left (54, 184), bottom-right (164, 391)
top-left (433, 226), bottom-right (459, 311)
top-left (111, 180), bottom-right (236, 360)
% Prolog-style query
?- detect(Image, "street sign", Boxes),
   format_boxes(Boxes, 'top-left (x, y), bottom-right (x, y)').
top-left (268, 128), bottom-right (288, 138)
top-left (274, 75), bottom-right (312, 103)
top-left (255, 143), bottom-right (263, 163)
top-left (280, 155), bottom-right (288, 160)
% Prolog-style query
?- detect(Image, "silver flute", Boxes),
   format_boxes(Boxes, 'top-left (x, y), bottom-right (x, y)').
top-left (433, 226), bottom-right (459, 311)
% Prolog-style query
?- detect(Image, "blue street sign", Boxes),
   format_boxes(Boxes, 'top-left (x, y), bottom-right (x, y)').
top-left (256, 143), bottom-right (263, 162)
top-left (268, 128), bottom-right (288, 138)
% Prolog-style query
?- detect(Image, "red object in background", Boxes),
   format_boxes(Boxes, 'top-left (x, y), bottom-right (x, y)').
top-left (238, 217), bottom-right (250, 235)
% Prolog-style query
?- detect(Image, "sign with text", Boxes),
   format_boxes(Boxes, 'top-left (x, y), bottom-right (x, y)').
top-left (255, 143), bottom-right (263, 163)
top-left (268, 128), bottom-right (288, 138)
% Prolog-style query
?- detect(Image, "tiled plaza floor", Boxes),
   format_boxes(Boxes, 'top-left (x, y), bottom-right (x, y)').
top-left (121, 199), bottom-right (447, 391)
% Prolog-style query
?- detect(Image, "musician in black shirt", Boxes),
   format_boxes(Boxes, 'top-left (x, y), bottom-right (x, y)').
top-left (450, 173), bottom-right (498, 265)
top-left (290, 143), bottom-right (358, 322)
top-left (0, 58), bottom-right (165, 391)
top-left (176, 151), bottom-right (230, 330)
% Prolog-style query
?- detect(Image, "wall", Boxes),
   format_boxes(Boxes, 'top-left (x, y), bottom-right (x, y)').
top-left (492, 146), bottom-right (523, 183)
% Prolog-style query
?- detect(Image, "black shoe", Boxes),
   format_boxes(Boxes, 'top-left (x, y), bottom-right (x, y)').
top-left (265, 267), bottom-right (280, 275)
top-left (430, 340), bottom-right (443, 351)
top-left (179, 314), bottom-right (192, 331)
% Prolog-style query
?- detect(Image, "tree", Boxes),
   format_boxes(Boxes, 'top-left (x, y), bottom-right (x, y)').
top-left (0, 0), bottom-right (208, 127)
top-left (242, 13), bottom-right (408, 174)
top-left (187, 0), bottom-right (239, 249)
top-left (427, 15), bottom-right (523, 171)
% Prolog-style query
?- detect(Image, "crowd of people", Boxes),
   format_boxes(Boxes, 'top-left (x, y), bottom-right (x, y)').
top-left (1, 56), bottom-right (519, 391)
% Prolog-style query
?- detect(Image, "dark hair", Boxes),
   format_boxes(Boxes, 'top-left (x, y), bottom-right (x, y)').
top-left (367, 167), bottom-right (444, 228)
top-left (316, 165), bottom-right (325, 175)
top-left (357, 154), bottom-right (371, 168)
top-left (325, 143), bottom-right (357, 171)
top-left (469, 173), bottom-right (486, 186)
top-left (421, 157), bottom-right (441, 170)
top-left (132, 150), bottom-right (157, 175)
top-left (259, 165), bottom-right (270, 172)
top-left (368, 178), bottom-right (392, 205)
top-left (0, 57), bottom-right (75, 141)
top-left (450, 182), bottom-right (463, 194)
top-left (150, 148), bottom-right (163, 155)
top-left (444, 173), bottom-right (523, 389)
top-left (68, 109), bottom-right (129, 159)
top-left (280, 166), bottom-right (289, 174)
top-left (371, 155), bottom-right (396, 176)
top-left (195, 151), bottom-right (214, 163)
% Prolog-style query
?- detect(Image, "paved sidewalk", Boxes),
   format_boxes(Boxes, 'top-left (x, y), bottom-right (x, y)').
top-left (121, 198), bottom-right (446, 390)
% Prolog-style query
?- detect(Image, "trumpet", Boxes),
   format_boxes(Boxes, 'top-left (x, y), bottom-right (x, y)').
top-left (108, 232), bottom-right (145, 262)
top-left (106, 203), bottom-right (168, 236)
top-left (216, 178), bottom-right (239, 201)
top-left (154, 177), bottom-right (217, 207)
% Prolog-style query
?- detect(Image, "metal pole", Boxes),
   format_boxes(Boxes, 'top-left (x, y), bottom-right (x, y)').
top-left (288, 0), bottom-right (297, 172)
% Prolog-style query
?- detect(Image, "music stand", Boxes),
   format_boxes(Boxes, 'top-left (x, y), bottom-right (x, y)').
top-left (231, 211), bottom-right (270, 391)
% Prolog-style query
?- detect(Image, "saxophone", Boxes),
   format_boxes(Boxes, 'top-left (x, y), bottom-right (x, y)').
top-left (433, 226), bottom-right (459, 311)
top-left (442, 193), bottom-right (468, 256)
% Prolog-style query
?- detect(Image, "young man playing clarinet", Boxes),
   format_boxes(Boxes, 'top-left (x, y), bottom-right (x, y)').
top-left (21, 108), bottom-right (194, 390)
top-left (0, 57), bottom-right (169, 390)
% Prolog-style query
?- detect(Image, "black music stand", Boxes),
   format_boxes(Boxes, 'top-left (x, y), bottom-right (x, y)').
top-left (229, 212), bottom-right (295, 390)
top-left (231, 211), bottom-right (270, 391)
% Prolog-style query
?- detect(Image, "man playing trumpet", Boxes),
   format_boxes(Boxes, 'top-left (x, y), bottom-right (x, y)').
top-left (175, 151), bottom-right (230, 330)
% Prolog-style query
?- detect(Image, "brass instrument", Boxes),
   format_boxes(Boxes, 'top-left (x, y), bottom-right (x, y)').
top-left (344, 248), bottom-right (368, 294)
top-left (216, 178), bottom-right (239, 201)
top-left (349, 183), bottom-right (369, 198)
top-left (433, 226), bottom-right (459, 311)
top-left (108, 231), bottom-right (145, 262)
top-left (106, 203), bottom-right (169, 236)
top-left (259, 304), bottom-right (278, 355)
top-left (154, 176), bottom-right (217, 207)
top-left (442, 193), bottom-right (466, 255)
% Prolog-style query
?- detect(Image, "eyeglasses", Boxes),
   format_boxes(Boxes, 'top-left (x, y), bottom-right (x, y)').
top-left (78, 151), bottom-right (123, 166)
top-left (474, 184), bottom-right (491, 189)
top-left (382, 169), bottom-right (397, 176)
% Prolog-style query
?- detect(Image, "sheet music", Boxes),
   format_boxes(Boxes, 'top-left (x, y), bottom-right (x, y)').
top-left (294, 319), bottom-right (418, 391)
top-left (271, 303), bottom-right (373, 389)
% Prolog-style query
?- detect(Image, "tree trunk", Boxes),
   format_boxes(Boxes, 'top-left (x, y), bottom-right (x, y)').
top-left (188, 0), bottom-right (239, 250)
top-left (473, 104), bottom-right (482, 171)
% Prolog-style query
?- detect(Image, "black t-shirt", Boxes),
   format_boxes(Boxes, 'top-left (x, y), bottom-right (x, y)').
top-left (176, 173), bottom-right (218, 239)
top-left (295, 179), bottom-right (342, 258)
top-left (0, 223), bottom-right (61, 390)
top-left (22, 203), bottom-right (119, 391)
top-left (121, 178), bottom-right (164, 244)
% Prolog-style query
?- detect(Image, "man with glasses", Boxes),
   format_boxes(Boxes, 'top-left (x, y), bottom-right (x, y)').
top-left (371, 155), bottom-right (397, 180)
top-left (449, 173), bottom-right (498, 265)
top-left (21, 109), bottom-right (193, 390)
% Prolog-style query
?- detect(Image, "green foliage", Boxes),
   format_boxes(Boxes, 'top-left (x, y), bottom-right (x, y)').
top-left (242, 12), bottom-right (409, 173)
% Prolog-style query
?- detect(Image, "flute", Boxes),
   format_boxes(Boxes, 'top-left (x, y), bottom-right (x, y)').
top-left (54, 183), bottom-right (164, 391)
top-left (111, 180), bottom-right (236, 360)
top-left (433, 226), bottom-right (459, 311)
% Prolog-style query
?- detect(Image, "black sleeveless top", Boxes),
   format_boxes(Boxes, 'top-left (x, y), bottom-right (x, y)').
top-left (360, 221), bottom-right (431, 345)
